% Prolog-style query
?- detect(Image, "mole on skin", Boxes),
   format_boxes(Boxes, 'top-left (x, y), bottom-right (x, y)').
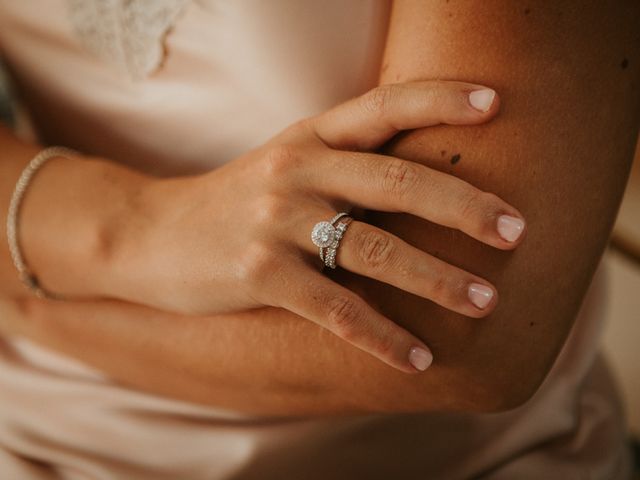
top-left (621, 58), bottom-right (628, 69)
top-left (450, 153), bottom-right (461, 165)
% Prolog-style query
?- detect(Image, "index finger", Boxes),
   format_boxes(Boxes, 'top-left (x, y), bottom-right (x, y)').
top-left (313, 80), bottom-right (499, 151)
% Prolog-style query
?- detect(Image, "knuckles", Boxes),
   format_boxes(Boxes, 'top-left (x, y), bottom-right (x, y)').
top-left (374, 329), bottom-right (396, 358)
top-left (457, 189), bottom-right (504, 235)
top-left (355, 229), bottom-right (396, 270)
top-left (236, 241), bottom-right (277, 288)
top-left (325, 295), bottom-right (362, 341)
top-left (260, 120), bottom-right (316, 179)
top-left (381, 159), bottom-right (419, 201)
top-left (458, 188), bottom-right (485, 223)
top-left (262, 143), bottom-right (301, 178)
top-left (282, 117), bottom-right (314, 138)
top-left (325, 291), bottom-right (397, 358)
top-left (429, 274), bottom-right (450, 303)
top-left (482, 192), bottom-right (505, 219)
top-left (361, 84), bottom-right (395, 118)
top-left (254, 193), bottom-right (293, 225)
top-left (431, 274), bottom-right (468, 307)
top-left (243, 194), bottom-right (289, 286)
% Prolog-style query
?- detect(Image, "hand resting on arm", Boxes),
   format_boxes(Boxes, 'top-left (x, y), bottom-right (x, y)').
top-left (2, 0), bottom-right (639, 416)
top-left (0, 80), bottom-right (520, 374)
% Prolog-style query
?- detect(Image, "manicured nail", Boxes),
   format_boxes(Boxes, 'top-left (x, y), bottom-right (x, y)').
top-left (468, 88), bottom-right (496, 112)
top-left (468, 283), bottom-right (494, 309)
top-left (409, 346), bottom-right (433, 371)
top-left (497, 215), bottom-right (525, 242)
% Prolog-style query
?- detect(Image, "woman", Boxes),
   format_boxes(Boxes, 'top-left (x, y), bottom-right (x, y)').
top-left (0, 1), bottom-right (638, 478)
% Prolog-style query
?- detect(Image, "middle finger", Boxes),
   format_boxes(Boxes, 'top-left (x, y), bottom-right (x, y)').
top-left (299, 148), bottom-right (527, 250)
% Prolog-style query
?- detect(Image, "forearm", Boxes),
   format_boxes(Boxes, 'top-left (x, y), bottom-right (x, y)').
top-left (1, 296), bottom-right (432, 416)
top-left (0, 123), bottom-right (151, 300)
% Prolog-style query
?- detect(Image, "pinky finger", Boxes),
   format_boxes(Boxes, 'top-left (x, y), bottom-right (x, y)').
top-left (273, 262), bottom-right (434, 374)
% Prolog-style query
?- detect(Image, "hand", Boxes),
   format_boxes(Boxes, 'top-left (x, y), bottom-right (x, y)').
top-left (114, 80), bottom-right (526, 373)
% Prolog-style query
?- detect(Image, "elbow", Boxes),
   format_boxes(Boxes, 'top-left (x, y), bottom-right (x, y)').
top-left (452, 356), bottom-right (553, 414)
top-left (360, 351), bottom-right (553, 416)
top-left (474, 379), bottom-right (543, 414)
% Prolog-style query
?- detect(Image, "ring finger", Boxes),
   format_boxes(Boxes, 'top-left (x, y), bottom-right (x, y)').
top-left (300, 210), bottom-right (498, 317)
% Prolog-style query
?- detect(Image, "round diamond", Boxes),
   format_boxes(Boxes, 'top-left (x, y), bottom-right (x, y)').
top-left (311, 221), bottom-right (336, 248)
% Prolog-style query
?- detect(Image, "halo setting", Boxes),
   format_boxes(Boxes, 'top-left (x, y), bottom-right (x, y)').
top-left (311, 221), bottom-right (337, 248)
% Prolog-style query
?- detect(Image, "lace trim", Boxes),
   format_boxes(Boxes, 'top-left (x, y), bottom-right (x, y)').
top-left (66, 0), bottom-right (191, 80)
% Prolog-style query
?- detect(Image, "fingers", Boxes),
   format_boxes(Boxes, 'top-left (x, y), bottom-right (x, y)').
top-left (256, 258), bottom-right (434, 374)
top-left (332, 221), bottom-right (498, 317)
top-left (312, 80), bottom-right (499, 151)
top-left (299, 150), bottom-right (526, 250)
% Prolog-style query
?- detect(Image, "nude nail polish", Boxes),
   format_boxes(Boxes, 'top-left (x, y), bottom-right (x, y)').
top-left (468, 283), bottom-right (494, 309)
top-left (497, 215), bottom-right (525, 242)
top-left (468, 88), bottom-right (496, 112)
top-left (409, 346), bottom-right (433, 371)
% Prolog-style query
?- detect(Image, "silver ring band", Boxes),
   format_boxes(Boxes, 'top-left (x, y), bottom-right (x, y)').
top-left (320, 212), bottom-right (349, 262)
top-left (323, 217), bottom-right (353, 269)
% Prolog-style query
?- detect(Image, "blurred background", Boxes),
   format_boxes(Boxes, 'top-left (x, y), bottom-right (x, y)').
top-left (1, 62), bottom-right (639, 475)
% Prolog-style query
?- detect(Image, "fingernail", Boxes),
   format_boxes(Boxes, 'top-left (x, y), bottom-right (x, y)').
top-left (497, 215), bottom-right (525, 242)
top-left (468, 88), bottom-right (496, 112)
top-left (409, 346), bottom-right (433, 371)
top-left (468, 283), bottom-right (494, 309)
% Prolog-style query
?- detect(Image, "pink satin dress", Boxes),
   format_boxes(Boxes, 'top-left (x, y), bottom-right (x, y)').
top-left (0, 1), bottom-right (633, 478)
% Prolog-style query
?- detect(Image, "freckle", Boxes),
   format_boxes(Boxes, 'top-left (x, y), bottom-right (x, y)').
top-left (524, 8), bottom-right (530, 15)
top-left (450, 153), bottom-right (461, 165)
top-left (440, 150), bottom-right (446, 157)
top-left (448, 12), bottom-right (453, 18)
top-left (529, 321), bottom-right (535, 327)
top-left (621, 58), bottom-right (629, 69)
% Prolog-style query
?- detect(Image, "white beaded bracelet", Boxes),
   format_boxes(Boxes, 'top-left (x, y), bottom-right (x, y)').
top-left (6, 146), bottom-right (78, 299)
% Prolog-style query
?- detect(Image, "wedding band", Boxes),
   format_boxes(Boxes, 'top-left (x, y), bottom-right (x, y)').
top-left (323, 217), bottom-right (353, 269)
top-left (311, 212), bottom-right (350, 263)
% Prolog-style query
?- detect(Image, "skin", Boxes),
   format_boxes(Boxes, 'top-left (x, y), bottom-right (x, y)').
top-left (1, 0), bottom-right (640, 416)
top-left (0, 81), bottom-right (525, 375)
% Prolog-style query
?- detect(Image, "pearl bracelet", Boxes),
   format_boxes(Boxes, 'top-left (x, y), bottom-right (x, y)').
top-left (6, 146), bottom-right (78, 299)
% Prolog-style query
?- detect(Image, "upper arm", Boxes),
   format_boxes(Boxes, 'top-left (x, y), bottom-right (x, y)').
top-left (330, 0), bottom-right (640, 411)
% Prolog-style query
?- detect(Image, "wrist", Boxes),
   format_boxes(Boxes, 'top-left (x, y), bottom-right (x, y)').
top-left (19, 153), bottom-right (155, 300)
top-left (102, 171), bottom-right (200, 308)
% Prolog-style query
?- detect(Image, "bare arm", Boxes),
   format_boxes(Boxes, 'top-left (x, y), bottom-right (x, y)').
top-left (0, 124), bottom-right (149, 299)
top-left (368, 0), bottom-right (640, 408)
top-left (3, 0), bottom-right (639, 416)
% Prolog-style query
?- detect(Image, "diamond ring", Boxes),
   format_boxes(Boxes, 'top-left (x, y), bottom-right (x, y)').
top-left (311, 212), bottom-right (352, 267)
